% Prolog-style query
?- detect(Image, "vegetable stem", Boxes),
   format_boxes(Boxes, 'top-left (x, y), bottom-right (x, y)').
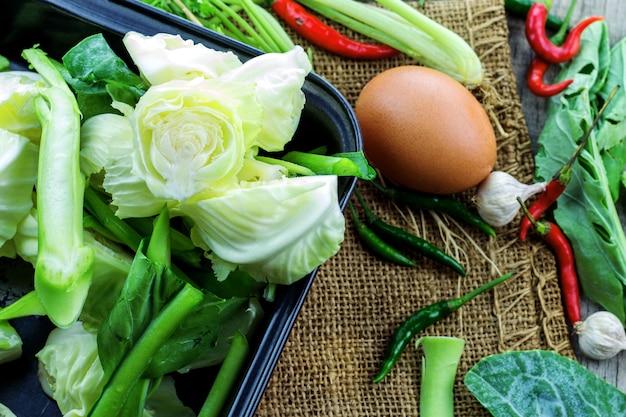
top-left (88, 284), bottom-right (203, 417)
top-left (416, 336), bottom-right (465, 417)
top-left (22, 48), bottom-right (95, 328)
top-left (198, 331), bottom-right (250, 417)
top-left (295, 0), bottom-right (483, 86)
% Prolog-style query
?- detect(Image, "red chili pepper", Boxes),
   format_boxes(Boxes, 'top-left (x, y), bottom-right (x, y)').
top-left (537, 220), bottom-right (582, 325)
top-left (526, 55), bottom-right (573, 97)
top-left (518, 197), bottom-right (581, 325)
top-left (525, 3), bottom-right (604, 64)
top-left (270, 0), bottom-right (399, 60)
top-left (519, 86), bottom-right (620, 240)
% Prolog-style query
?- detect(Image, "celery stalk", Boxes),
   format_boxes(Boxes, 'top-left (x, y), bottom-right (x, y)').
top-left (22, 48), bottom-right (94, 328)
top-left (416, 336), bottom-right (465, 417)
top-left (296, 0), bottom-right (483, 87)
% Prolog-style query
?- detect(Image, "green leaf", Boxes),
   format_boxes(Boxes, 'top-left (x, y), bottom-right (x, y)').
top-left (60, 33), bottom-right (146, 115)
top-left (91, 208), bottom-right (203, 416)
top-left (465, 350), bottom-right (626, 416)
top-left (534, 21), bottom-right (626, 322)
top-left (143, 293), bottom-right (250, 377)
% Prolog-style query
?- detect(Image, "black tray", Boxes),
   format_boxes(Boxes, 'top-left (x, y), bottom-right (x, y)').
top-left (0, 1), bottom-right (360, 415)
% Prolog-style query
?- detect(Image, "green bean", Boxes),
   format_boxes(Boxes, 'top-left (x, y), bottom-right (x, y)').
top-left (373, 272), bottom-right (515, 383)
top-left (372, 181), bottom-right (496, 237)
top-left (354, 190), bottom-right (466, 276)
top-left (348, 201), bottom-right (417, 268)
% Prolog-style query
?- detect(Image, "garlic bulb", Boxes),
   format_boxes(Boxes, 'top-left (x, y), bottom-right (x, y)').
top-left (575, 311), bottom-right (626, 360)
top-left (474, 171), bottom-right (547, 227)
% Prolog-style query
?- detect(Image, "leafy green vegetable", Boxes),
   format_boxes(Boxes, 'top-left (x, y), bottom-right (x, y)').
top-left (91, 208), bottom-right (204, 416)
top-left (465, 350), bottom-right (626, 416)
top-left (60, 33), bottom-right (146, 117)
top-left (533, 21), bottom-right (626, 322)
top-left (0, 55), bottom-right (9, 71)
top-left (141, 0), bottom-right (295, 53)
top-left (22, 47), bottom-right (95, 328)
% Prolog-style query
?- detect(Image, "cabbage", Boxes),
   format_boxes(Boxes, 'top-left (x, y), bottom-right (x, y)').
top-left (36, 322), bottom-right (106, 417)
top-left (0, 321), bottom-right (22, 364)
top-left (0, 129), bottom-right (38, 248)
top-left (181, 175), bottom-right (345, 284)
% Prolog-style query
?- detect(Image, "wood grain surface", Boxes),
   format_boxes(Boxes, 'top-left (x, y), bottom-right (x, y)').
top-left (504, 0), bottom-right (626, 391)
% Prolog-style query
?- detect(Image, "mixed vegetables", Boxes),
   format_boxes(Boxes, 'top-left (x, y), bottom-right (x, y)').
top-left (0, 29), bottom-right (370, 416)
top-left (2, 0), bottom-right (626, 415)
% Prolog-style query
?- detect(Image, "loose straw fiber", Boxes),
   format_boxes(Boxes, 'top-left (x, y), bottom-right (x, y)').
top-left (256, 1), bottom-right (574, 415)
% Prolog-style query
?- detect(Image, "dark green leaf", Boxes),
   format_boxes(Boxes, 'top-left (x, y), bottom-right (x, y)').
top-left (465, 350), bottom-right (626, 416)
top-left (144, 293), bottom-right (249, 377)
top-left (534, 21), bottom-right (626, 322)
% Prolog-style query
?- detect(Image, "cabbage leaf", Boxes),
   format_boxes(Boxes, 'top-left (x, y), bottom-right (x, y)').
top-left (465, 350), bottom-right (626, 416)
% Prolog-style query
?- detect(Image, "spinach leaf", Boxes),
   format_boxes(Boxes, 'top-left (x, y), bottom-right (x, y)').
top-left (60, 33), bottom-right (146, 116)
top-left (464, 350), bottom-right (626, 417)
top-left (597, 38), bottom-right (626, 199)
top-left (534, 21), bottom-right (626, 322)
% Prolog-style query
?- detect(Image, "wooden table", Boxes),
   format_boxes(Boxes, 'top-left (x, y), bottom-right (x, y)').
top-left (504, 0), bottom-right (626, 391)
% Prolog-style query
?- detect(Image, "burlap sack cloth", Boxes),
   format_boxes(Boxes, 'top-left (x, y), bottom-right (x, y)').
top-left (257, 0), bottom-right (575, 415)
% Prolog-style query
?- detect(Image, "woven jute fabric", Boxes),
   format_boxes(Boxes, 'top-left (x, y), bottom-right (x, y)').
top-left (256, 1), bottom-right (575, 415)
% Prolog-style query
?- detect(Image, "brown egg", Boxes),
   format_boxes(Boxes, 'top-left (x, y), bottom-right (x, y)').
top-left (355, 65), bottom-right (496, 195)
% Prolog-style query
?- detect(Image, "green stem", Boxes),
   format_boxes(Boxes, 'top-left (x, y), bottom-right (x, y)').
top-left (211, 0), bottom-right (273, 51)
top-left (416, 336), bottom-right (465, 417)
top-left (84, 186), bottom-right (142, 252)
top-left (88, 284), bottom-right (203, 417)
top-left (551, 0), bottom-right (577, 45)
top-left (198, 331), bottom-right (250, 417)
top-left (253, 3), bottom-right (296, 52)
top-left (239, 0), bottom-right (283, 52)
top-left (457, 272), bottom-right (515, 306)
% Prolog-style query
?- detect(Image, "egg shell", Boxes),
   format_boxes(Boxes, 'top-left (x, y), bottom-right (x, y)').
top-left (355, 65), bottom-right (496, 195)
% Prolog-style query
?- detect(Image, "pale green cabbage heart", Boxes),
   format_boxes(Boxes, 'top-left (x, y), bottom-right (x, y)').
top-left (0, 128), bottom-right (38, 248)
top-left (180, 175), bottom-right (345, 284)
top-left (129, 77), bottom-right (258, 202)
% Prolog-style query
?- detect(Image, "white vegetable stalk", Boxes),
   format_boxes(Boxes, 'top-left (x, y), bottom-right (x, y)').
top-left (474, 171), bottom-right (547, 227)
top-left (575, 311), bottom-right (626, 360)
top-left (22, 48), bottom-right (94, 328)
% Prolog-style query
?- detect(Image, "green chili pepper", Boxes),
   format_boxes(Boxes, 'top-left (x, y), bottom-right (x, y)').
top-left (504, 0), bottom-right (564, 31)
top-left (372, 182), bottom-right (496, 237)
top-left (349, 201), bottom-right (417, 268)
top-left (373, 272), bottom-right (515, 383)
top-left (353, 189), bottom-right (466, 276)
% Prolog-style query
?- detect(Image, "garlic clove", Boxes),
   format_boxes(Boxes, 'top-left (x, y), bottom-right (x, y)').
top-left (575, 311), bottom-right (626, 360)
top-left (474, 171), bottom-right (547, 227)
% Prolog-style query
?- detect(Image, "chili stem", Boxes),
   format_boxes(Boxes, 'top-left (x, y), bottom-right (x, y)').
top-left (551, 0), bottom-right (577, 46)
